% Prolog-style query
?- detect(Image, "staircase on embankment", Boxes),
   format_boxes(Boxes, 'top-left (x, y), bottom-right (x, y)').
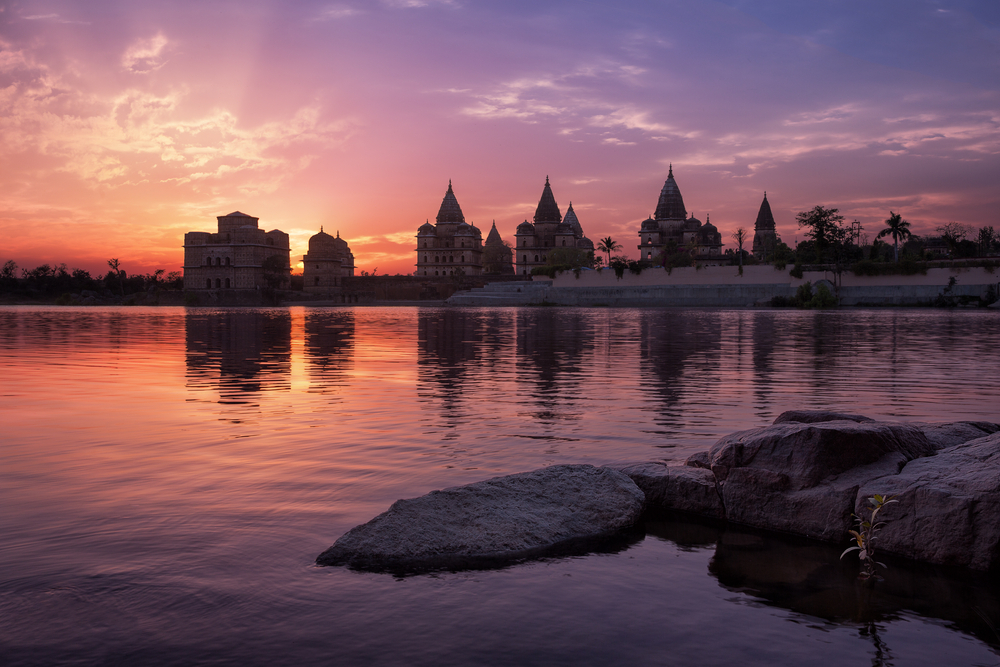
top-left (446, 280), bottom-right (552, 306)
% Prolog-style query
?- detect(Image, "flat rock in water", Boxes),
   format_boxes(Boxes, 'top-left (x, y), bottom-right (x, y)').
top-left (772, 410), bottom-right (875, 425)
top-left (316, 464), bottom-right (645, 571)
top-left (858, 431), bottom-right (1000, 570)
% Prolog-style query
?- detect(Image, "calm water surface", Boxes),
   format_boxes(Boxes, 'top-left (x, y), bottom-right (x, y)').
top-left (2, 306), bottom-right (999, 666)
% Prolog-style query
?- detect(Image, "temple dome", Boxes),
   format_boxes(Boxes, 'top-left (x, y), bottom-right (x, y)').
top-left (517, 220), bottom-right (536, 234)
top-left (417, 221), bottom-right (436, 235)
top-left (532, 176), bottom-right (562, 224)
top-left (485, 222), bottom-right (505, 247)
top-left (563, 203), bottom-right (584, 236)
top-left (436, 181), bottom-right (465, 223)
top-left (641, 217), bottom-right (658, 231)
top-left (755, 193), bottom-right (776, 231)
top-left (654, 165), bottom-right (687, 221)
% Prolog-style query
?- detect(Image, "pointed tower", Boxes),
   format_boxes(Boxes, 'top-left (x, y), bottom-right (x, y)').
top-left (436, 180), bottom-right (465, 224)
top-left (415, 181), bottom-right (482, 277)
top-left (533, 176), bottom-right (562, 224)
top-left (483, 222), bottom-right (514, 274)
top-left (751, 192), bottom-right (778, 259)
top-left (654, 165), bottom-right (687, 221)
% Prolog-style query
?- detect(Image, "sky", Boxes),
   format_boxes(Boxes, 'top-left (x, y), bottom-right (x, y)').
top-left (1, 0), bottom-right (998, 277)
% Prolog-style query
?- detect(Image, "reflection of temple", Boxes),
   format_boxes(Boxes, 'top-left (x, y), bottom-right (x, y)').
top-left (515, 309), bottom-right (592, 419)
top-left (304, 310), bottom-right (355, 394)
top-left (637, 310), bottom-right (723, 430)
top-left (636, 166), bottom-right (723, 263)
top-left (185, 310), bottom-right (291, 395)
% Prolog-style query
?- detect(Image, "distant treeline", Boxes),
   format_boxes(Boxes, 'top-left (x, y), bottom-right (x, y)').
top-left (0, 259), bottom-right (182, 301)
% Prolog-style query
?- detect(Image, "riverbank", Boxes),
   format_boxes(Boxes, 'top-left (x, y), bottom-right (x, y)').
top-left (447, 265), bottom-right (1000, 307)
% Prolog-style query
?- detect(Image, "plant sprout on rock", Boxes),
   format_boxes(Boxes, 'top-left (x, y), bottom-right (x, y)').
top-left (842, 494), bottom-right (897, 581)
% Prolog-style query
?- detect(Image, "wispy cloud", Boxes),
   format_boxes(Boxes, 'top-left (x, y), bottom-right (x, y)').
top-left (122, 33), bottom-right (170, 74)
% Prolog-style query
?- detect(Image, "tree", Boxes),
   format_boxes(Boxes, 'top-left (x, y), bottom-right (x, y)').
top-left (107, 258), bottom-right (124, 296)
top-left (937, 222), bottom-right (969, 256)
top-left (597, 237), bottom-right (621, 266)
top-left (796, 206), bottom-right (845, 262)
top-left (731, 227), bottom-right (748, 269)
top-left (978, 226), bottom-right (996, 256)
top-left (261, 255), bottom-right (289, 289)
top-left (876, 211), bottom-right (912, 262)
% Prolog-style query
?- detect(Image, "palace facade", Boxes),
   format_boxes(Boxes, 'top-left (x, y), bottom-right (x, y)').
top-left (183, 211), bottom-right (290, 290)
top-left (303, 228), bottom-right (355, 293)
top-left (414, 182), bottom-right (484, 276)
top-left (514, 177), bottom-right (595, 275)
top-left (636, 166), bottom-right (723, 262)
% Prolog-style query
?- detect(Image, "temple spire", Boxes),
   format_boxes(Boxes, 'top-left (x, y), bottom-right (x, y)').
top-left (436, 180), bottom-right (465, 223)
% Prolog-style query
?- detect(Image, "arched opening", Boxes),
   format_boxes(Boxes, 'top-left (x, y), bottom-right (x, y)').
top-left (315, 277), bottom-right (320, 286)
top-left (534, 255), bottom-right (539, 262)
top-left (215, 278), bottom-right (221, 288)
top-left (461, 256), bottom-right (465, 263)
top-left (424, 256), bottom-right (428, 263)
top-left (423, 242), bottom-right (427, 248)
top-left (449, 256), bottom-right (454, 263)
top-left (216, 257), bottom-right (222, 266)
top-left (562, 240), bottom-right (566, 246)
top-left (424, 271), bottom-right (427, 276)
top-left (225, 257), bottom-right (231, 266)
top-left (647, 252), bottom-right (652, 260)
top-left (205, 257), bottom-right (212, 266)
top-left (435, 270), bottom-right (439, 276)
top-left (435, 256), bottom-right (440, 263)
top-left (206, 278), bottom-right (211, 288)
top-left (225, 278), bottom-right (231, 288)
top-left (523, 255), bottom-right (527, 263)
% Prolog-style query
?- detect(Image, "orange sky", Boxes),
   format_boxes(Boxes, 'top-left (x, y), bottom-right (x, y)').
top-left (2, 1), bottom-right (998, 277)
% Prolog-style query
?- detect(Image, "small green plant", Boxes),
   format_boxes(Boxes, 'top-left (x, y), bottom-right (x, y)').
top-left (842, 493), bottom-right (897, 581)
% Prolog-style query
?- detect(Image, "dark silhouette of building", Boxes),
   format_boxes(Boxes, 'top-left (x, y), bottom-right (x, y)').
top-left (183, 211), bottom-right (290, 291)
top-left (415, 182), bottom-right (484, 276)
top-left (636, 166), bottom-right (723, 263)
top-left (303, 227), bottom-right (355, 294)
top-left (514, 177), bottom-right (595, 275)
top-left (482, 222), bottom-right (514, 274)
top-left (751, 193), bottom-right (778, 259)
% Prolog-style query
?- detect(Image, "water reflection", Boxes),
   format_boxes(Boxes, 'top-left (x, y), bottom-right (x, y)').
top-left (645, 512), bottom-right (1000, 656)
top-left (515, 310), bottom-right (594, 422)
top-left (185, 309), bottom-right (292, 397)
top-left (304, 310), bottom-right (355, 395)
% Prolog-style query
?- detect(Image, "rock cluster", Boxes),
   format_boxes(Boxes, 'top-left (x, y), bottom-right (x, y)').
top-left (317, 412), bottom-right (1000, 572)
top-left (613, 411), bottom-right (1000, 570)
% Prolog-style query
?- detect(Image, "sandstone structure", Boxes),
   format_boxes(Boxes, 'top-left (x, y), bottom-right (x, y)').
top-left (415, 182), bottom-right (484, 277)
top-left (514, 178), bottom-right (595, 275)
top-left (636, 165), bottom-right (723, 263)
top-left (316, 464), bottom-right (644, 571)
top-left (751, 192), bottom-right (778, 260)
top-left (183, 211), bottom-right (290, 291)
top-left (302, 227), bottom-right (354, 294)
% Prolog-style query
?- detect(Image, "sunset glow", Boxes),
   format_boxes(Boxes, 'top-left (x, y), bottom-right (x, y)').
top-left (2, 1), bottom-right (998, 276)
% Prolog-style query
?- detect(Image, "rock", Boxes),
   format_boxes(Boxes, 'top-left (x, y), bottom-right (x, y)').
top-left (773, 410), bottom-right (874, 425)
top-left (709, 420), bottom-right (932, 490)
top-left (911, 421), bottom-right (1000, 450)
top-left (685, 450), bottom-right (712, 469)
top-left (857, 432), bottom-right (1000, 570)
top-left (708, 420), bottom-right (933, 541)
top-left (316, 464), bottom-right (645, 571)
top-left (613, 462), bottom-right (725, 519)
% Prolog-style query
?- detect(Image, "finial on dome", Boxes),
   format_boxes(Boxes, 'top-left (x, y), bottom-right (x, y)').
top-left (764, 190), bottom-right (767, 199)
top-left (545, 175), bottom-right (550, 185)
top-left (337, 229), bottom-right (340, 238)
top-left (706, 213), bottom-right (710, 223)
top-left (320, 225), bottom-right (323, 233)
top-left (668, 163), bottom-right (673, 178)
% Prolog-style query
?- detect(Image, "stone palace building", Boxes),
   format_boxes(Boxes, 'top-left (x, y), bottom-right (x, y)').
top-left (636, 166), bottom-right (723, 262)
top-left (514, 177), bottom-right (594, 275)
top-left (303, 228), bottom-right (355, 293)
top-left (183, 211), bottom-right (290, 290)
top-left (415, 182), bottom-right (485, 276)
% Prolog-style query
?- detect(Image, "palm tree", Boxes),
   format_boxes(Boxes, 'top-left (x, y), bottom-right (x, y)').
top-left (876, 211), bottom-right (912, 262)
top-left (597, 237), bottom-right (621, 266)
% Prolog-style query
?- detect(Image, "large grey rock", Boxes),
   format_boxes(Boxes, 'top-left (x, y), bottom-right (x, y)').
top-left (708, 420), bottom-right (933, 540)
top-left (912, 421), bottom-right (1000, 450)
top-left (773, 409), bottom-right (875, 425)
top-left (857, 432), bottom-right (1000, 570)
top-left (316, 464), bottom-right (645, 571)
top-left (709, 420), bottom-right (932, 490)
top-left (613, 462), bottom-right (725, 519)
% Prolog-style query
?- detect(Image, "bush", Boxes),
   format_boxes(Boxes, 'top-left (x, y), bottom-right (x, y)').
top-left (807, 283), bottom-right (838, 308)
top-left (790, 264), bottom-right (804, 279)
